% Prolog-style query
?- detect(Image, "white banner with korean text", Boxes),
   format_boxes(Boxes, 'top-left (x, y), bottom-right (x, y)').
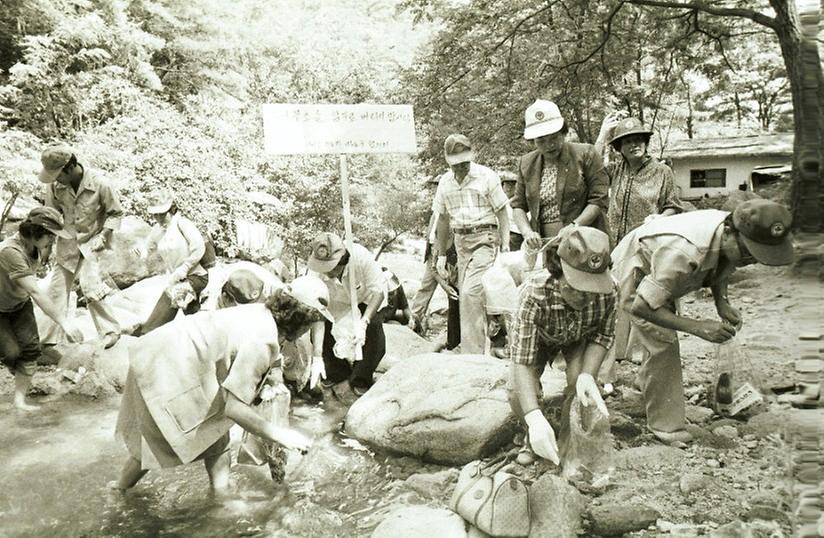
top-left (262, 103), bottom-right (417, 155)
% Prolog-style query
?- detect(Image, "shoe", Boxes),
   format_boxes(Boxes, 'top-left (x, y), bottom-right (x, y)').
top-left (649, 428), bottom-right (693, 447)
top-left (351, 385), bottom-right (369, 397)
top-left (101, 332), bottom-right (121, 349)
top-left (331, 381), bottom-right (358, 406)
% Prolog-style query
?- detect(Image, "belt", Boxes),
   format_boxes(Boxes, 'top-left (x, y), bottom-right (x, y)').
top-left (453, 223), bottom-right (498, 235)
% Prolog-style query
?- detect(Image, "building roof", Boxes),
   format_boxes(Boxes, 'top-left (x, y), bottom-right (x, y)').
top-left (665, 133), bottom-right (793, 160)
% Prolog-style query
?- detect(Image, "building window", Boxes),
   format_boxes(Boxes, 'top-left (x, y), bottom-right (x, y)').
top-left (690, 169), bottom-right (727, 188)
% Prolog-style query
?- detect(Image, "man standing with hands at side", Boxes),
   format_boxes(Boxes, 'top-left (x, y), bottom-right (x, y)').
top-left (433, 134), bottom-right (510, 354)
top-left (38, 144), bottom-right (124, 349)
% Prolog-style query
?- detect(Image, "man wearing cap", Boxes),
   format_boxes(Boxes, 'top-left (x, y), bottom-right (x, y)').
top-left (1, 207), bottom-right (85, 410)
top-left (512, 100), bottom-right (609, 253)
top-left (611, 199), bottom-right (794, 444)
top-left (434, 133), bottom-right (510, 354)
top-left (500, 171), bottom-right (524, 251)
top-left (38, 144), bottom-right (124, 348)
top-left (509, 226), bottom-right (616, 464)
top-left (306, 232), bottom-right (387, 399)
top-left (595, 114), bottom-right (683, 245)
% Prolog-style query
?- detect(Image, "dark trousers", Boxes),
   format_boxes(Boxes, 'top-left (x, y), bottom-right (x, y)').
top-left (322, 303), bottom-right (386, 389)
top-left (447, 297), bottom-right (461, 350)
top-left (510, 232), bottom-right (524, 251)
top-left (0, 301), bottom-right (40, 375)
top-left (136, 273), bottom-right (208, 336)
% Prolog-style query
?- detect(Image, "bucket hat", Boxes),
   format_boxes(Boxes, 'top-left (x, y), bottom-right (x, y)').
top-left (147, 188), bottom-right (174, 214)
top-left (608, 117), bottom-right (653, 148)
top-left (732, 199), bottom-right (793, 266)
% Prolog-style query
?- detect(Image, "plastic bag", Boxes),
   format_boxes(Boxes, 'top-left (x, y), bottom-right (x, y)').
top-left (562, 398), bottom-right (614, 483)
top-left (482, 261), bottom-right (519, 316)
top-left (711, 340), bottom-right (765, 417)
top-left (331, 311), bottom-right (363, 361)
top-left (164, 280), bottom-right (196, 309)
top-left (237, 385), bottom-right (290, 482)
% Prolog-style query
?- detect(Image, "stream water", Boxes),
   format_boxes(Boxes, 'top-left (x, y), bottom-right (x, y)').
top-left (0, 395), bottom-right (436, 537)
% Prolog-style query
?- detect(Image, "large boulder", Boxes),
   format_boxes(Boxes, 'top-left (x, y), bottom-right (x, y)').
top-left (96, 216), bottom-right (166, 289)
top-left (372, 506), bottom-right (467, 538)
top-left (528, 474), bottom-right (586, 538)
top-left (345, 354), bottom-right (518, 464)
top-left (379, 324), bottom-right (436, 373)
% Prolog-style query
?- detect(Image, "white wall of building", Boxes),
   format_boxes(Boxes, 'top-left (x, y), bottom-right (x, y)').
top-left (670, 155), bottom-right (791, 199)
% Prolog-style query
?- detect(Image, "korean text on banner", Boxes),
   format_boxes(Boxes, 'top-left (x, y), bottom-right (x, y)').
top-left (262, 104), bottom-right (417, 155)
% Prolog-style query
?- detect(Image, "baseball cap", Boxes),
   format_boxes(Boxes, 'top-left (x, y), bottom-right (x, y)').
top-left (443, 134), bottom-right (475, 166)
top-left (523, 100), bottom-right (565, 140)
top-left (25, 206), bottom-right (72, 239)
top-left (557, 226), bottom-right (613, 294)
top-left (147, 188), bottom-right (174, 214)
top-left (307, 232), bottom-right (347, 274)
top-left (732, 199), bottom-right (793, 266)
top-left (289, 275), bottom-right (333, 321)
top-left (39, 144), bottom-right (75, 184)
top-left (221, 269), bottom-right (265, 305)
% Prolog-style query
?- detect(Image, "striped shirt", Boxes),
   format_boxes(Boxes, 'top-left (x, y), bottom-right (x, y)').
top-left (510, 272), bottom-right (617, 366)
top-left (432, 163), bottom-right (509, 229)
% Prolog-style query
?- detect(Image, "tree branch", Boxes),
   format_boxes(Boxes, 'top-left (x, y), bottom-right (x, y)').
top-left (625, 0), bottom-right (777, 30)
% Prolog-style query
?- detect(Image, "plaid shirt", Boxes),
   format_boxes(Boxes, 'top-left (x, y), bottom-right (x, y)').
top-left (510, 272), bottom-right (617, 366)
top-left (432, 162), bottom-right (509, 229)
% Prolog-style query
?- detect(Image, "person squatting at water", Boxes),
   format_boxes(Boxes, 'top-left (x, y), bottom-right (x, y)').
top-left (0, 208), bottom-right (85, 410)
top-left (110, 277), bottom-right (332, 494)
top-left (306, 232), bottom-right (388, 402)
top-left (133, 188), bottom-right (209, 335)
top-left (610, 199), bottom-right (795, 446)
top-left (434, 133), bottom-right (510, 354)
top-left (38, 144), bottom-right (125, 349)
top-left (509, 226), bottom-right (616, 465)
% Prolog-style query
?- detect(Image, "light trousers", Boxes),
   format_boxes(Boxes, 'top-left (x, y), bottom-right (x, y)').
top-left (454, 230), bottom-right (498, 354)
top-left (39, 263), bottom-right (121, 344)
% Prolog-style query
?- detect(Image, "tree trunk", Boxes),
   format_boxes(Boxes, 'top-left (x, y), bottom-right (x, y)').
top-left (771, 0), bottom-right (823, 232)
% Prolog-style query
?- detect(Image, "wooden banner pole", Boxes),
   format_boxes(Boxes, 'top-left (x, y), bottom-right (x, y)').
top-left (339, 154), bottom-right (363, 362)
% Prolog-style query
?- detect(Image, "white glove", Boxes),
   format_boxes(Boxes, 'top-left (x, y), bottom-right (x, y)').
top-left (435, 255), bottom-right (448, 279)
top-left (524, 409), bottom-right (560, 465)
top-left (170, 266), bottom-right (188, 283)
top-left (355, 317), bottom-right (369, 345)
top-left (309, 355), bottom-right (326, 389)
top-left (576, 373), bottom-right (609, 417)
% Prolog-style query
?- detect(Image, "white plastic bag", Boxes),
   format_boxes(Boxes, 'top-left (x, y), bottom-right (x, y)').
top-left (331, 311), bottom-right (363, 361)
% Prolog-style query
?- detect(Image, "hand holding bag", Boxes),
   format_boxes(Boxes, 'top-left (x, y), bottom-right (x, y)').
top-left (449, 454), bottom-right (530, 537)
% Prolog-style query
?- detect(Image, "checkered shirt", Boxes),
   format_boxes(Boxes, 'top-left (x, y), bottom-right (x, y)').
top-left (432, 163), bottom-right (509, 229)
top-left (510, 271), bottom-right (617, 367)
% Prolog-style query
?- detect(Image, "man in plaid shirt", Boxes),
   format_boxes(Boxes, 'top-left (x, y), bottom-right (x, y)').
top-left (509, 226), bottom-right (616, 464)
top-left (433, 134), bottom-right (510, 353)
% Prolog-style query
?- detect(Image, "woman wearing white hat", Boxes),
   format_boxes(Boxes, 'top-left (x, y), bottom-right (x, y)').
top-left (111, 275), bottom-right (332, 494)
top-left (511, 100), bottom-right (610, 253)
top-left (133, 189), bottom-right (210, 335)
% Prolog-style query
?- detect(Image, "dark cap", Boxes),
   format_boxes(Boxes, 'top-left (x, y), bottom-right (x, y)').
top-left (732, 199), bottom-right (793, 266)
top-left (25, 207), bottom-right (72, 239)
top-left (221, 269), bottom-right (265, 305)
top-left (39, 144), bottom-right (75, 184)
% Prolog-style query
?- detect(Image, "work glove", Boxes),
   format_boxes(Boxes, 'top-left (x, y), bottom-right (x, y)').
top-left (170, 266), bottom-right (188, 283)
top-left (87, 234), bottom-right (107, 252)
top-left (576, 373), bottom-right (609, 417)
top-left (524, 409), bottom-right (560, 465)
top-left (309, 355), bottom-right (326, 389)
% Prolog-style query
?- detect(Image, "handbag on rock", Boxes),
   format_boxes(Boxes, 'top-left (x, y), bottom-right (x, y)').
top-left (449, 454), bottom-right (530, 537)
